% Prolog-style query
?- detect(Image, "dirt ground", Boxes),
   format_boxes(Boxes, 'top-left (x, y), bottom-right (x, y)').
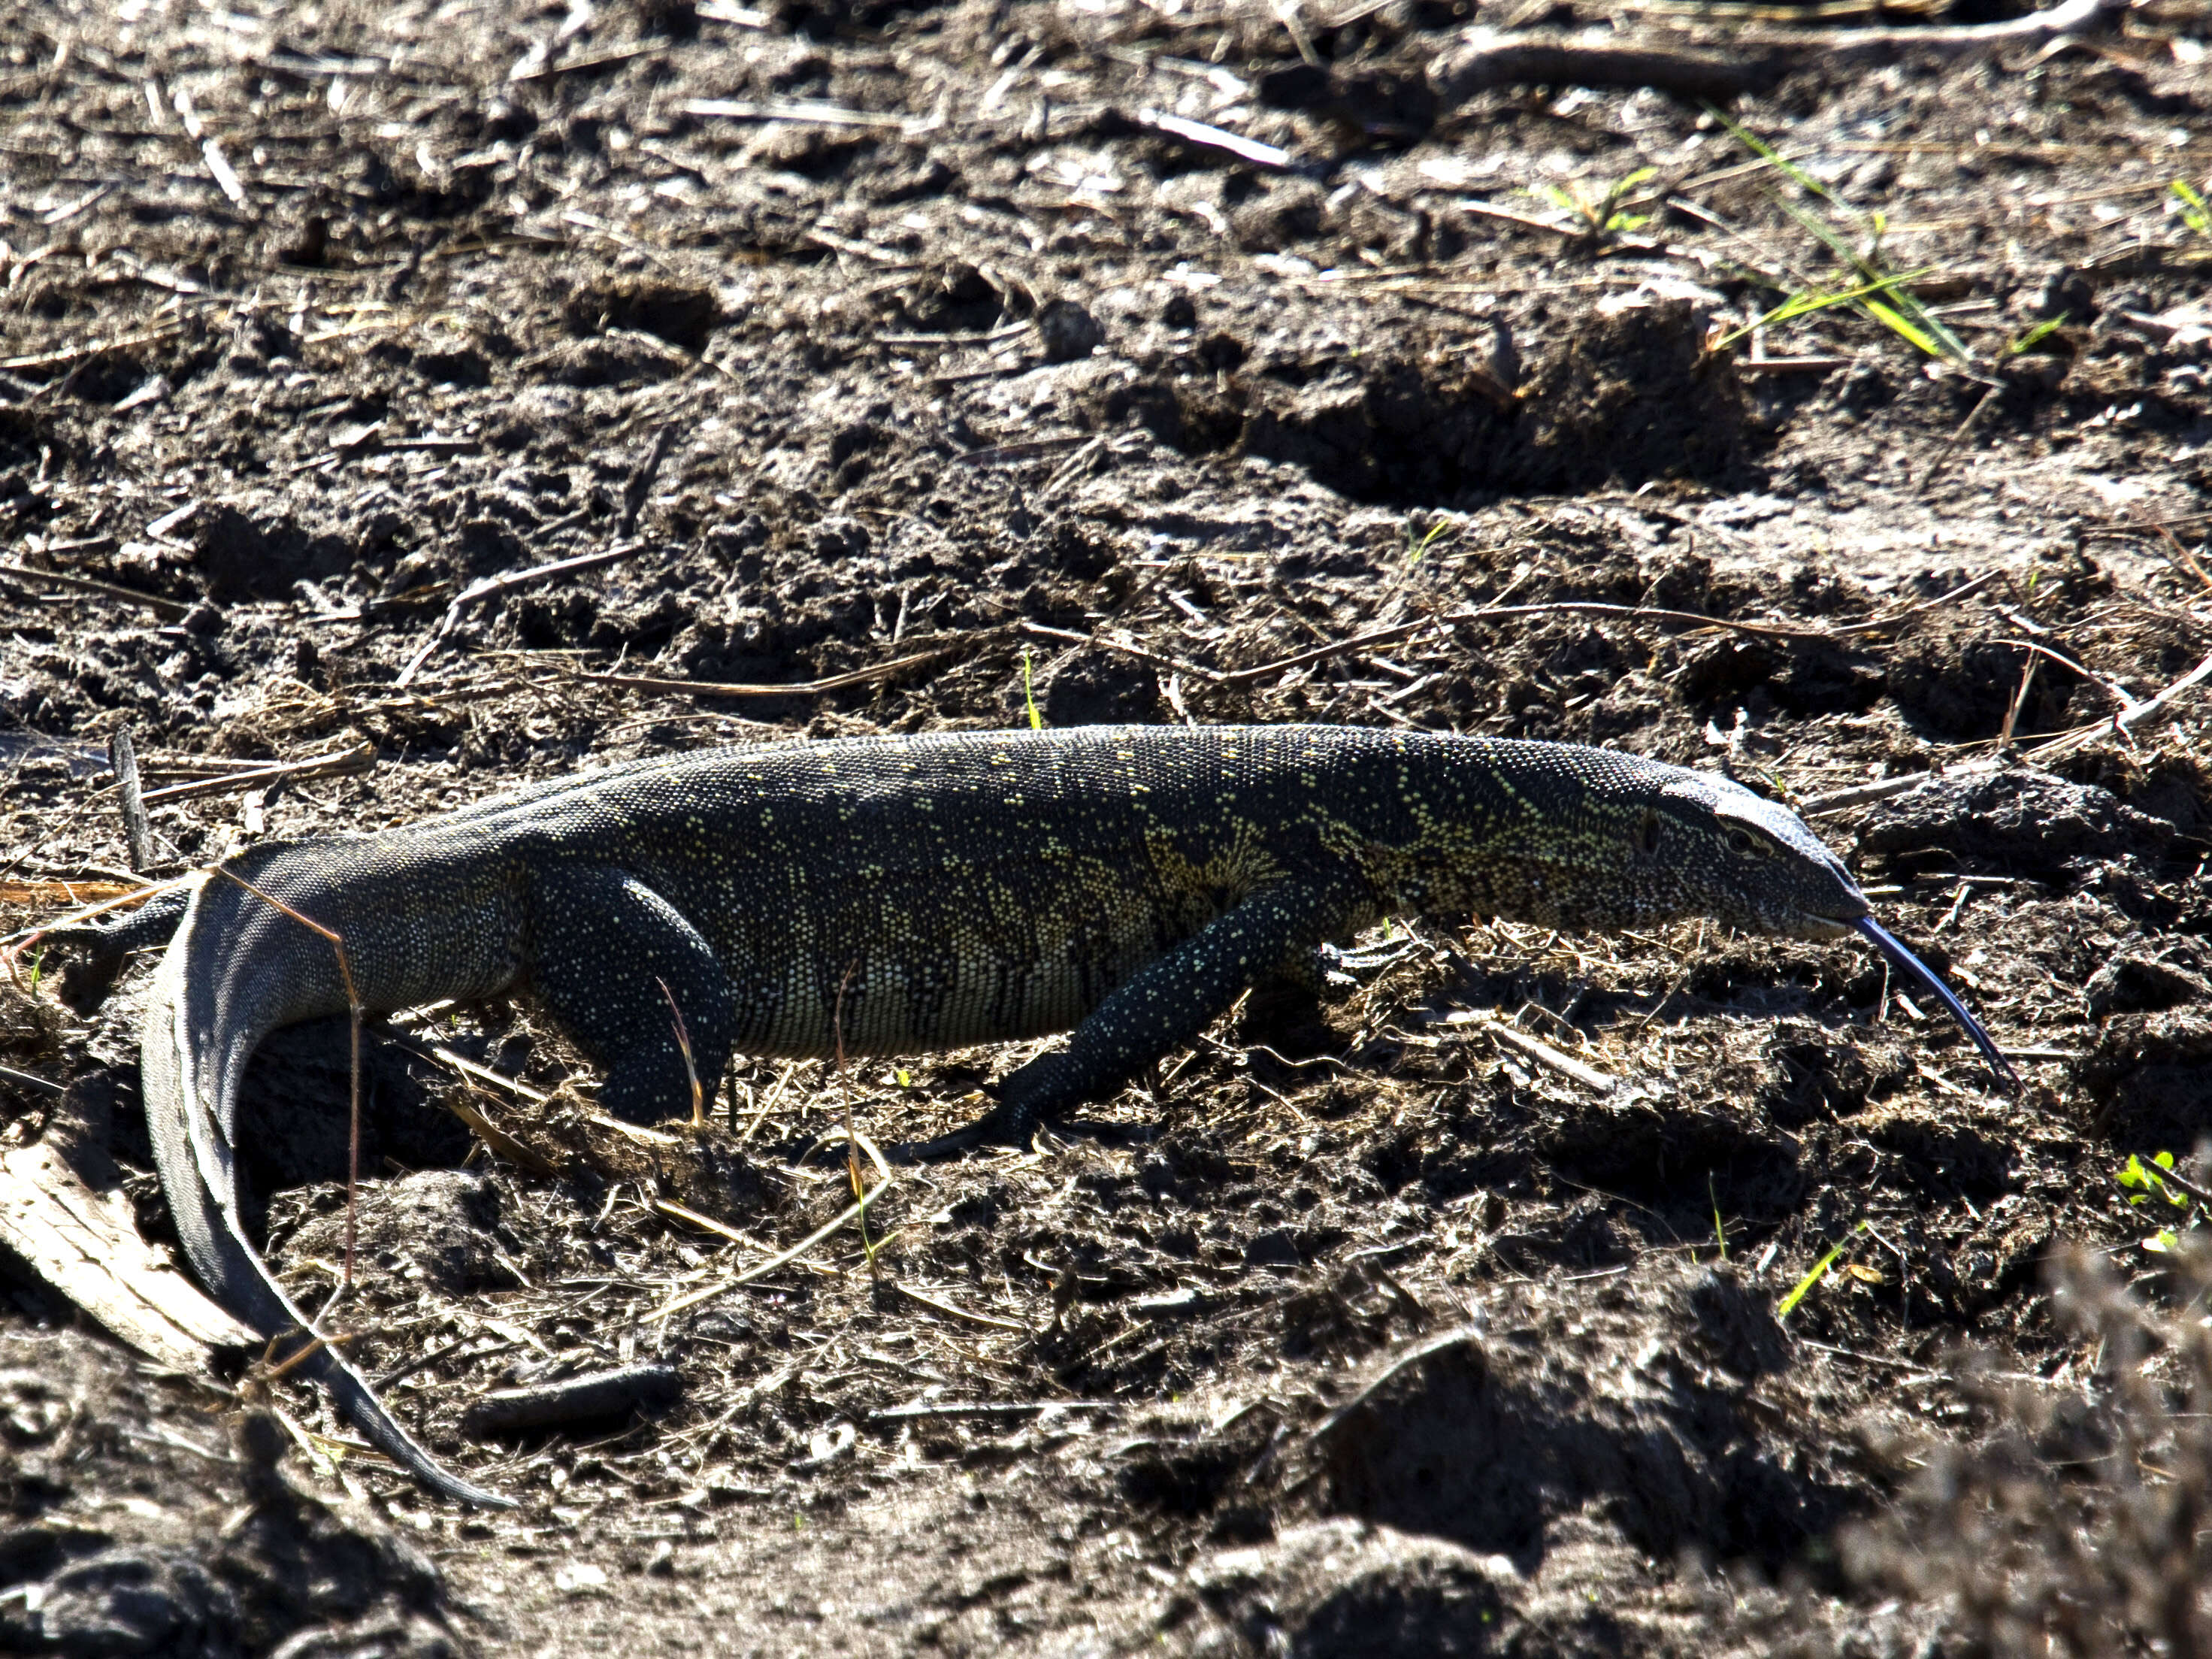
top-left (6, 0), bottom-right (2212, 1651)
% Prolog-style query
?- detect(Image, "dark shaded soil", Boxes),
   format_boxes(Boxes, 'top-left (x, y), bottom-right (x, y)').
top-left (6, 0), bottom-right (2212, 1651)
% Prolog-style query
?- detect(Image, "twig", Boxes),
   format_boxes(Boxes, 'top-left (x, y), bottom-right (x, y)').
top-left (893, 1282), bottom-right (1026, 1333)
top-left (1445, 1013), bottom-right (1617, 1093)
top-left (657, 976), bottom-right (704, 1127)
top-left (1016, 620), bottom-right (1220, 683)
top-left (742, 1061), bottom-right (799, 1143)
top-left (619, 428), bottom-right (674, 539)
top-left (570, 644), bottom-right (954, 701)
top-left (1918, 386), bottom-right (2000, 489)
top-left (138, 742), bottom-right (374, 806)
top-left (649, 1175), bottom-right (901, 1322)
top-left (1454, 198), bottom-right (1598, 238)
top-left (510, 43), bottom-right (665, 83)
top-left (2138, 1158), bottom-right (2212, 1212)
top-left (680, 97), bottom-right (913, 130)
top-left (2032, 644), bottom-right (2212, 759)
top-left (0, 325), bottom-right (184, 374)
top-left (952, 436), bottom-right (1087, 467)
top-left (1995, 637), bottom-right (2136, 710)
top-left (443, 1088), bottom-right (558, 1175)
top-left (0, 562), bottom-right (193, 618)
top-left (650, 1197), bottom-right (758, 1248)
top-left (396, 542), bottom-right (647, 688)
top-left (2148, 522), bottom-right (2212, 592)
top-left (1997, 656), bottom-right (2038, 754)
top-left (1134, 108), bottom-right (1300, 171)
top-left (1214, 577), bottom-right (2002, 692)
top-left (108, 727), bottom-right (154, 875)
top-left (867, 1399), bottom-right (1112, 1424)
top-left (1428, 0), bottom-right (2117, 104)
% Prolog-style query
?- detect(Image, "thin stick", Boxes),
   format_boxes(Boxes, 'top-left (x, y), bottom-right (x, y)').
top-left (1134, 107), bottom-right (1298, 171)
top-left (619, 428), bottom-right (675, 538)
top-left (829, 959), bottom-right (879, 1285)
top-left (2, 874), bottom-right (194, 955)
top-left (2149, 522), bottom-right (2212, 592)
top-left (894, 1282), bottom-right (1026, 1333)
top-left (742, 1061), bottom-right (798, 1143)
top-left (680, 97), bottom-right (913, 130)
top-left (138, 742), bottom-right (374, 806)
top-left (1996, 656), bottom-right (2038, 753)
top-left (1016, 621), bottom-right (1221, 683)
top-left (107, 726), bottom-right (155, 874)
top-left (264, 1324), bottom-right (360, 1379)
top-left (1993, 637), bottom-right (2131, 704)
top-left (1457, 1015), bottom-right (1617, 1093)
top-left (570, 645), bottom-right (953, 701)
top-left (651, 1196), bottom-right (760, 1248)
top-left (217, 870), bottom-right (364, 1294)
top-left (0, 324), bottom-right (185, 374)
top-left (397, 541), bottom-right (647, 688)
top-left (656, 976), bottom-right (704, 1126)
top-left (1214, 576), bottom-right (2003, 690)
top-left (0, 561), bottom-right (193, 618)
top-left (2032, 644), bottom-right (2212, 760)
top-left (648, 1175), bottom-right (900, 1321)
top-left (1917, 386), bottom-right (2000, 490)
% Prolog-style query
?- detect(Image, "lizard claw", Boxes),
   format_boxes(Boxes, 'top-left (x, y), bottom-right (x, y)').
top-left (895, 1100), bottom-right (1039, 1162)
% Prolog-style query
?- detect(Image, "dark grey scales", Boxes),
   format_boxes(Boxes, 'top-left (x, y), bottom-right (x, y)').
top-left (32, 724), bottom-right (2011, 1508)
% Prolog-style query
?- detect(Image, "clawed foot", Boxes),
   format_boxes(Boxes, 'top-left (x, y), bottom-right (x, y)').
top-left (893, 1100), bottom-right (1038, 1163)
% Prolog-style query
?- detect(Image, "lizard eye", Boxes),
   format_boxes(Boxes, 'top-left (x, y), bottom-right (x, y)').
top-left (1726, 828), bottom-right (1770, 858)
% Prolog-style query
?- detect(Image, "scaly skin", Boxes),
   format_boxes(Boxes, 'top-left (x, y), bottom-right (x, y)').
top-left (34, 724), bottom-right (1950, 1507)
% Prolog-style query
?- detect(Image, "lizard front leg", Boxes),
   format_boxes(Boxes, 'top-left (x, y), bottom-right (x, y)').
top-left (26, 886), bottom-right (194, 1015)
top-left (526, 866), bottom-right (736, 1124)
top-left (906, 873), bottom-right (1361, 1158)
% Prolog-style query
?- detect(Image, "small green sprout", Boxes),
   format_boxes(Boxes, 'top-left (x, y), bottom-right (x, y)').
top-left (1019, 649), bottom-right (1044, 731)
top-left (1708, 1173), bottom-right (1726, 1261)
top-left (1531, 165), bottom-right (1656, 244)
top-left (2174, 179), bottom-right (2212, 239)
top-left (2006, 315), bottom-right (2069, 356)
top-left (1405, 514), bottom-right (1455, 566)
top-left (2118, 1150), bottom-right (2198, 1253)
top-left (24, 949), bottom-right (42, 997)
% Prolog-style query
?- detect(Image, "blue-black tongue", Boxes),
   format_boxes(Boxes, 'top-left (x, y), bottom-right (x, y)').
top-left (1856, 915), bottom-right (2019, 1092)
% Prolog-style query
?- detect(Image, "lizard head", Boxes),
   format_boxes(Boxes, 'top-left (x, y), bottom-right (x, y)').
top-left (1645, 769), bottom-right (1869, 941)
top-left (1629, 766), bottom-right (2015, 1090)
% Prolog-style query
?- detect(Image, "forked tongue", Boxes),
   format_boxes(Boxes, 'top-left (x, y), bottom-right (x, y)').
top-left (1856, 915), bottom-right (2019, 1092)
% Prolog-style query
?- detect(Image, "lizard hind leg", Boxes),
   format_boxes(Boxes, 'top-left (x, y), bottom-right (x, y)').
top-left (525, 866), bottom-right (736, 1125)
top-left (906, 873), bottom-right (1358, 1159)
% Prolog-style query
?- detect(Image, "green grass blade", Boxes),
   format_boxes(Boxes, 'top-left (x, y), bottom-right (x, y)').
top-left (1711, 268), bottom-right (1935, 351)
top-left (1778, 1221), bottom-right (1869, 1318)
top-left (1861, 297), bottom-right (1944, 358)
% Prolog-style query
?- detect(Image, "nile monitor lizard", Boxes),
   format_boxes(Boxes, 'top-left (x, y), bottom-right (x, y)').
top-left (23, 723), bottom-right (2008, 1508)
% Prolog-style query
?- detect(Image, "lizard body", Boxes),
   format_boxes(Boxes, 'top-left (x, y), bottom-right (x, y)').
top-left (32, 724), bottom-right (2006, 1507)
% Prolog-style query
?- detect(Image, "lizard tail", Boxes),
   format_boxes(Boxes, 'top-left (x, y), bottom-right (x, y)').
top-left (143, 874), bottom-right (516, 1509)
